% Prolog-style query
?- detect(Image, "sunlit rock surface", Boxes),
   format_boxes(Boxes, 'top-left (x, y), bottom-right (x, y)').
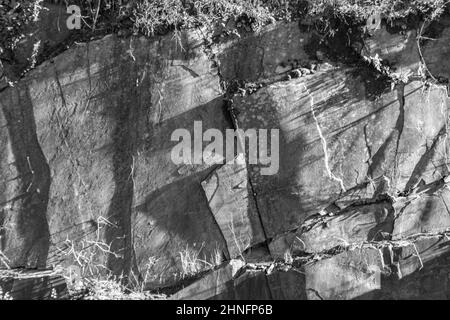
top-left (2, 13), bottom-right (450, 299)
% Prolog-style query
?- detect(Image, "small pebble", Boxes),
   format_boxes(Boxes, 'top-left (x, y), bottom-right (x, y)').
top-left (290, 69), bottom-right (302, 78)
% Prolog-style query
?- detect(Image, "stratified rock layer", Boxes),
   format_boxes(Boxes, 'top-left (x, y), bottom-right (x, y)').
top-left (1, 15), bottom-right (450, 299)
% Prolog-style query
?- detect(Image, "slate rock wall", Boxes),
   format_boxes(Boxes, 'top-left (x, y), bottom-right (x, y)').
top-left (1, 14), bottom-right (450, 299)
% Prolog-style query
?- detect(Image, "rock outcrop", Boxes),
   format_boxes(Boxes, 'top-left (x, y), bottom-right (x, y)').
top-left (1, 10), bottom-right (450, 299)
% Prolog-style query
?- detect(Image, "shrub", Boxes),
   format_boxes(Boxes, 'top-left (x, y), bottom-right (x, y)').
top-left (308, 0), bottom-right (448, 22)
top-left (133, 0), bottom-right (276, 36)
top-left (0, 0), bottom-right (44, 52)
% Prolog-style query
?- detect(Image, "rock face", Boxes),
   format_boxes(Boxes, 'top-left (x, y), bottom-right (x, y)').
top-left (0, 270), bottom-right (68, 300)
top-left (1, 30), bottom-right (230, 289)
top-left (2, 14), bottom-right (450, 299)
top-left (201, 155), bottom-right (265, 259)
top-left (234, 70), bottom-right (449, 238)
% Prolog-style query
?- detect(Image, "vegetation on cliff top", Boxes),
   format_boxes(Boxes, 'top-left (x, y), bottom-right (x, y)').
top-left (0, 1), bottom-right (447, 80)
top-left (1, 0), bottom-right (448, 53)
top-left (310, 0), bottom-right (448, 21)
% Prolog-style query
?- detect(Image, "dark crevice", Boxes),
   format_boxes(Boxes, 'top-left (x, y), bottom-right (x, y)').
top-left (392, 84), bottom-right (406, 194)
top-left (367, 84), bottom-right (409, 197)
top-left (223, 95), bottom-right (271, 254)
top-left (205, 49), bottom-right (271, 258)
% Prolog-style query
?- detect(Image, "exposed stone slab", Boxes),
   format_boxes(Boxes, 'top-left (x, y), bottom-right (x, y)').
top-left (394, 236), bottom-right (450, 279)
top-left (362, 25), bottom-right (420, 72)
top-left (0, 270), bottom-right (68, 300)
top-left (213, 268), bottom-right (306, 300)
top-left (380, 250), bottom-right (450, 300)
top-left (173, 239), bottom-right (450, 300)
top-left (234, 66), bottom-right (450, 238)
top-left (304, 247), bottom-right (384, 300)
top-left (364, 15), bottom-right (450, 93)
top-left (298, 201), bottom-right (394, 253)
top-left (172, 261), bottom-right (306, 300)
top-left (268, 233), bottom-right (298, 260)
top-left (362, 19), bottom-right (450, 81)
top-left (234, 68), bottom-right (377, 237)
top-left (1, 30), bottom-right (228, 288)
top-left (422, 18), bottom-right (450, 81)
top-left (2, 14), bottom-right (450, 299)
top-left (0, 84), bottom-right (51, 269)
top-left (212, 270), bottom-right (272, 300)
top-left (170, 260), bottom-right (243, 300)
top-left (393, 185), bottom-right (450, 240)
top-left (201, 154), bottom-right (266, 259)
top-left (266, 269), bottom-right (306, 300)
